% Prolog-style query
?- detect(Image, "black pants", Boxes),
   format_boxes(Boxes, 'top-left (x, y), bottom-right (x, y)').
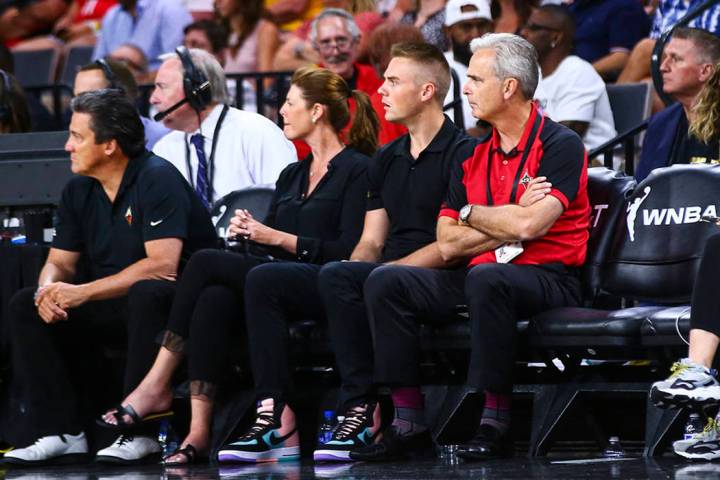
top-left (318, 261), bottom-right (382, 408)
top-left (7, 279), bottom-right (175, 438)
top-left (163, 249), bottom-right (268, 392)
top-left (244, 262), bottom-right (325, 401)
top-left (369, 263), bottom-right (582, 394)
top-left (690, 233), bottom-right (720, 337)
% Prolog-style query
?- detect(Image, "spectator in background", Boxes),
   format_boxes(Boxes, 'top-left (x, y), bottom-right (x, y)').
top-left (635, 28), bottom-right (720, 182)
top-left (151, 48), bottom-right (295, 205)
top-left (0, 43), bottom-right (55, 132)
top-left (567, 0), bottom-right (650, 81)
top-left (618, 0), bottom-right (720, 85)
top-left (216, 0), bottom-right (279, 74)
top-left (523, 5), bottom-right (616, 150)
top-left (108, 43), bottom-right (150, 84)
top-left (444, 0), bottom-right (494, 134)
top-left (74, 59), bottom-right (170, 148)
top-left (265, 0), bottom-right (324, 32)
top-left (0, 0), bottom-right (69, 47)
top-left (400, 0), bottom-right (449, 51)
top-left (93, 0), bottom-right (193, 71)
top-left (293, 8), bottom-right (403, 159)
top-left (273, 0), bottom-right (384, 72)
top-left (184, 20), bottom-right (229, 66)
top-left (491, 0), bottom-right (537, 33)
top-left (0, 70), bottom-right (31, 134)
top-left (12, 0), bottom-right (117, 51)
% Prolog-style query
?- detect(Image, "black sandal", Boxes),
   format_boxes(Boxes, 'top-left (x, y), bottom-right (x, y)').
top-left (162, 444), bottom-right (206, 466)
top-left (96, 404), bottom-right (173, 430)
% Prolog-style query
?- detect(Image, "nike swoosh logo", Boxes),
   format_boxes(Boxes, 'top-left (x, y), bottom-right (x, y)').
top-left (150, 219), bottom-right (164, 227)
top-left (266, 428), bottom-right (298, 446)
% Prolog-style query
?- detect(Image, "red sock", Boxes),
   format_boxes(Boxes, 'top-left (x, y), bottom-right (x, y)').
top-left (484, 391), bottom-right (511, 411)
top-left (391, 387), bottom-right (424, 409)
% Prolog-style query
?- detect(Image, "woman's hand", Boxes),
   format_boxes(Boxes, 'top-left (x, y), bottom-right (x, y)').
top-left (228, 209), bottom-right (281, 246)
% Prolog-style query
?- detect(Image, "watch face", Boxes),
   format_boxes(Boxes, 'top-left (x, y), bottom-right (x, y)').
top-left (460, 204), bottom-right (471, 222)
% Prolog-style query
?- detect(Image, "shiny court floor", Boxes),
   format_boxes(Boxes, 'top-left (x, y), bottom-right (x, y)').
top-left (0, 457), bottom-right (714, 480)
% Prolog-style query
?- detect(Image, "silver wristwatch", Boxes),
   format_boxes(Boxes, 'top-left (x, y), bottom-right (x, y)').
top-left (459, 204), bottom-right (474, 224)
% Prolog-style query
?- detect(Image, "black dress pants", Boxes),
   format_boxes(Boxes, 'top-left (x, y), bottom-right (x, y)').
top-left (7, 279), bottom-right (175, 438)
top-left (162, 249), bottom-right (268, 393)
top-left (318, 261), bottom-right (382, 408)
top-left (690, 233), bottom-right (720, 337)
top-left (369, 263), bottom-right (582, 394)
top-left (244, 262), bottom-right (325, 401)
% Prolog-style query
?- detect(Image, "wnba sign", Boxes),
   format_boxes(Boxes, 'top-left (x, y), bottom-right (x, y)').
top-left (626, 186), bottom-right (718, 241)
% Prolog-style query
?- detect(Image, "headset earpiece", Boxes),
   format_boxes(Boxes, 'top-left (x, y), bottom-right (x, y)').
top-left (176, 46), bottom-right (212, 112)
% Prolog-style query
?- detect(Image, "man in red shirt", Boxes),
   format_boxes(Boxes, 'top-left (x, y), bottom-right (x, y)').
top-left (293, 8), bottom-right (403, 159)
top-left (350, 33), bottom-right (590, 462)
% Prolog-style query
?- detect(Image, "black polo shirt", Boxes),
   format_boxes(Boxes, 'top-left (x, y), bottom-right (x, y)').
top-left (366, 116), bottom-right (478, 262)
top-left (258, 147), bottom-right (368, 264)
top-left (53, 151), bottom-right (217, 281)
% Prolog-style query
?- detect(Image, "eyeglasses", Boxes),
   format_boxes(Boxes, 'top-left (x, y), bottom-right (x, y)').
top-left (315, 36), bottom-right (353, 52)
top-left (524, 23), bottom-right (561, 32)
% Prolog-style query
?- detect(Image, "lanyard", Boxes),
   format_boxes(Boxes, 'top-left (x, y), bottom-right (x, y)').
top-left (184, 104), bottom-right (230, 206)
top-left (485, 113), bottom-right (542, 206)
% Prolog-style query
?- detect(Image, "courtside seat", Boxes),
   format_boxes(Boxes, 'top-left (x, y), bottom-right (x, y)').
top-left (641, 306), bottom-right (691, 347)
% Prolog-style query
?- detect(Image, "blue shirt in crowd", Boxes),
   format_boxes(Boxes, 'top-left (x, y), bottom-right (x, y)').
top-left (650, 0), bottom-right (720, 38)
top-left (93, 0), bottom-right (192, 70)
top-left (568, 0), bottom-right (650, 64)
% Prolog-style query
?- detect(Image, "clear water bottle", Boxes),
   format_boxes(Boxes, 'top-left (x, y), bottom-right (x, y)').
top-left (602, 436), bottom-right (625, 458)
top-left (158, 418), bottom-right (179, 456)
top-left (684, 413), bottom-right (705, 440)
top-left (317, 410), bottom-right (335, 445)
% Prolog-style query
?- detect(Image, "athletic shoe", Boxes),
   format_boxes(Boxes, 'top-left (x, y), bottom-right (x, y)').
top-left (217, 398), bottom-right (300, 463)
top-left (650, 358), bottom-right (720, 408)
top-left (673, 416), bottom-right (718, 455)
top-left (95, 434), bottom-right (162, 464)
top-left (349, 426), bottom-right (433, 461)
top-left (675, 416), bottom-right (720, 460)
top-left (3, 432), bottom-right (88, 466)
top-left (313, 401), bottom-right (382, 462)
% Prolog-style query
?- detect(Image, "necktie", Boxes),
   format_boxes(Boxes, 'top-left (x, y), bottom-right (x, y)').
top-left (190, 133), bottom-right (210, 209)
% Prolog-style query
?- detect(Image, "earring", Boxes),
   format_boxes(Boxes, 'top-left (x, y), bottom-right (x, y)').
top-left (311, 117), bottom-right (317, 124)
top-left (551, 41), bottom-right (557, 48)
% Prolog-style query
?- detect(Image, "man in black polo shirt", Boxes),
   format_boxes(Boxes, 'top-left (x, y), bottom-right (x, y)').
top-left (348, 33), bottom-right (590, 462)
top-left (3, 90), bottom-right (216, 466)
top-left (312, 42), bottom-right (477, 462)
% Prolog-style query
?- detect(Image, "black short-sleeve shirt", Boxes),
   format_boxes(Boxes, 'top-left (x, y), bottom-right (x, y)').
top-left (257, 147), bottom-right (368, 264)
top-left (53, 151), bottom-right (217, 280)
top-left (366, 116), bottom-right (478, 262)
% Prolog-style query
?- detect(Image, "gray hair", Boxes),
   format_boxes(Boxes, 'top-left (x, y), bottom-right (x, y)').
top-left (159, 48), bottom-right (229, 104)
top-left (310, 8), bottom-right (361, 44)
top-left (470, 33), bottom-right (539, 100)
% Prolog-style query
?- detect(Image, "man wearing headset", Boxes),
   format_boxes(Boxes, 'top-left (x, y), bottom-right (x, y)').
top-left (151, 47), bottom-right (295, 210)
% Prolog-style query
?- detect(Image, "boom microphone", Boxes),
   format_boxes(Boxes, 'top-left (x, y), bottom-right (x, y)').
top-left (152, 81), bottom-right (211, 122)
top-left (153, 97), bottom-right (189, 121)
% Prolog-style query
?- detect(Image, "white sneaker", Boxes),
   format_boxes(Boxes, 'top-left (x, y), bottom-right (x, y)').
top-left (674, 416), bottom-right (719, 455)
top-left (3, 432), bottom-right (88, 465)
top-left (651, 358), bottom-right (720, 408)
top-left (95, 434), bottom-right (162, 464)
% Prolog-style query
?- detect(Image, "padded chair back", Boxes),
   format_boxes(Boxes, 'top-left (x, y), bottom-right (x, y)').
top-left (602, 164), bottom-right (720, 303)
top-left (582, 167), bottom-right (636, 298)
top-left (606, 82), bottom-right (652, 137)
top-left (59, 45), bottom-right (95, 87)
top-left (12, 49), bottom-right (58, 87)
top-left (210, 187), bottom-right (275, 239)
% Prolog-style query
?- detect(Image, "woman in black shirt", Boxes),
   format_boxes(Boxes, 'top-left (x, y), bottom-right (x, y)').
top-left (98, 66), bottom-right (379, 465)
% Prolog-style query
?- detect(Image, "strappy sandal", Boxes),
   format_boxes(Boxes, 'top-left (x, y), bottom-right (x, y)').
top-left (96, 403), bottom-right (173, 430)
top-left (162, 444), bottom-right (207, 466)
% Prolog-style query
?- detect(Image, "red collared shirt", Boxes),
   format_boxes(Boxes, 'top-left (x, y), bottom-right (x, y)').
top-left (439, 104), bottom-right (590, 267)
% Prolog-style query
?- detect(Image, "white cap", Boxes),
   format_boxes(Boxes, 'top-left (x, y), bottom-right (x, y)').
top-left (444, 0), bottom-right (492, 27)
